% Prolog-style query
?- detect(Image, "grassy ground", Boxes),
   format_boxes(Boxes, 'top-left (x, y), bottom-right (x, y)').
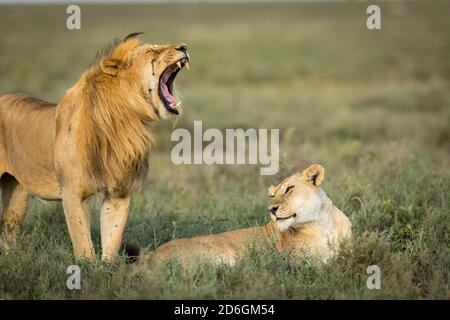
top-left (0, 2), bottom-right (449, 299)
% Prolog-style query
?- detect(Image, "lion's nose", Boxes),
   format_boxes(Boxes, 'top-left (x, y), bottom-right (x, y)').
top-left (176, 44), bottom-right (188, 53)
top-left (269, 205), bottom-right (279, 214)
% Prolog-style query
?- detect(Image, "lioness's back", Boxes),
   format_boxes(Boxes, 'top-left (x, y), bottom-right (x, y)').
top-left (147, 226), bottom-right (262, 267)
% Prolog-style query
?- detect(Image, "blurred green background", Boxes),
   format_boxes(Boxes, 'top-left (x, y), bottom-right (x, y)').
top-left (0, 2), bottom-right (448, 299)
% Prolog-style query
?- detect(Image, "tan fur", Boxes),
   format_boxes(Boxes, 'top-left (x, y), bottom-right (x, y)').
top-left (144, 164), bottom-right (352, 267)
top-left (0, 34), bottom-right (189, 261)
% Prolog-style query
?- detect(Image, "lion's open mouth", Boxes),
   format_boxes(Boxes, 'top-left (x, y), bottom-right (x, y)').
top-left (158, 58), bottom-right (189, 115)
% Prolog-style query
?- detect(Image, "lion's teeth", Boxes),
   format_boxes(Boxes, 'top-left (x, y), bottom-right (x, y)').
top-left (170, 101), bottom-right (182, 108)
top-left (176, 61), bottom-right (182, 69)
top-left (185, 62), bottom-right (190, 70)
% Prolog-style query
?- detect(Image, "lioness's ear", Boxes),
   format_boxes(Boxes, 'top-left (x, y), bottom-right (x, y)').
top-left (302, 164), bottom-right (325, 187)
top-left (100, 57), bottom-right (122, 76)
top-left (267, 185), bottom-right (276, 197)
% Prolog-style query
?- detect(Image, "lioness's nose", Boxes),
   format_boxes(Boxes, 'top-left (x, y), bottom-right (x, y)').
top-left (269, 206), bottom-right (279, 214)
top-left (176, 43), bottom-right (188, 53)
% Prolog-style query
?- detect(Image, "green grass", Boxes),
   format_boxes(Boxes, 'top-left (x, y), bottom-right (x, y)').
top-left (0, 2), bottom-right (449, 299)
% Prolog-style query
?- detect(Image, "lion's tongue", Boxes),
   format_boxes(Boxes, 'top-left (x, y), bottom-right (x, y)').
top-left (160, 82), bottom-right (176, 105)
top-left (160, 68), bottom-right (177, 106)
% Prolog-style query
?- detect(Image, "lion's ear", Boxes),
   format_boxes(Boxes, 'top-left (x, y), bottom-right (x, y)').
top-left (100, 57), bottom-right (122, 76)
top-left (302, 164), bottom-right (325, 187)
top-left (267, 185), bottom-right (276, 197)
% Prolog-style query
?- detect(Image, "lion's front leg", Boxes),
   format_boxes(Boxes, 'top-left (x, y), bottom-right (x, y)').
top-left (0, 174), bottom-right (29, 254)
top-left (1, 174), bottom-right (29, 236)
top-left (62, 189), bottom-right (95, 261)
top-left (100, 194), bottom-right (131, 261)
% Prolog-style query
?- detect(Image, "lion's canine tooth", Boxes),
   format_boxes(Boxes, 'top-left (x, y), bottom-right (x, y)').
top-left (185, 62), bottom-right (190, 70)
top-left (170, 101), bottom-right (182, 108)
top-left (176, 61), bottom-right (182, 69)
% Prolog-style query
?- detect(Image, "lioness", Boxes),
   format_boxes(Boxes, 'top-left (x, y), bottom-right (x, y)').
top-left (0, 33), bottom-right (189, 261)
top-left (138, 164), bottom-right (351, 267)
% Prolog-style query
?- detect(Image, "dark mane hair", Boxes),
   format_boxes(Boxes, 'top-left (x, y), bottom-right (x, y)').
top-left (90, 32), bottom-right (144, 67)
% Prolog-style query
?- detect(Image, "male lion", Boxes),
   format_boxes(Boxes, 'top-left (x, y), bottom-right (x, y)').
top-left (131, 164), bottom-right (351, 267)
top-left (0, 33), bottom-right (189, 261)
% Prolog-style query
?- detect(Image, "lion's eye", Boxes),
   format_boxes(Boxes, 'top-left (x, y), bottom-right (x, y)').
top-left (285, 186), bottom-right (294, 194)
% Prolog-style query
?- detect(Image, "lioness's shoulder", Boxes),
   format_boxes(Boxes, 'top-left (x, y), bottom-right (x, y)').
top-left (331, 206), bottom-right (352, 237)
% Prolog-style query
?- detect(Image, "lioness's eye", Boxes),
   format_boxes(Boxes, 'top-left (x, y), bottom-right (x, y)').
top-left (285, 186), bottom-right (294, 194)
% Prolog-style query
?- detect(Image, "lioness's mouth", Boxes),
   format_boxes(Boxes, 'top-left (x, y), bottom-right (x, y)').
top-left (158, 58), bottom-right (189, 115)
top-left (275, 213), bottom-right (297, 221)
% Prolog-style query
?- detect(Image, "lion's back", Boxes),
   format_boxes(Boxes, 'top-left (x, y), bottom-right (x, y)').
top-left (0, 92), bottom-right (60, 198)
top-left (0, 92), bottom-right (56, 110)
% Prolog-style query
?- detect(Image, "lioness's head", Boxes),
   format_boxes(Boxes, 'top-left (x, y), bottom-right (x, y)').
top-left (95, 32), bottom-right (189, 118)
top-left (267, 164), bottom-right (329, 232)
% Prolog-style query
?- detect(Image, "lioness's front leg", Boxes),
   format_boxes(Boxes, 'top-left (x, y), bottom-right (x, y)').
top-left (62, 189), bottom-right (95, 261)
top-left (100, 194), bottom-right (131, 261)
